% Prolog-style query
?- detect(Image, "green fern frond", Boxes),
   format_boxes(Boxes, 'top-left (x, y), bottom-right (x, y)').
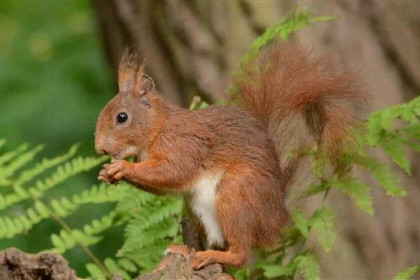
top-left (53, 210), bottom-right (116, 252)
top-left (381, 133), bottom-right (411, 174)
top-left (83, 211), bottom-right (117, 236)
top-left (123, 242), bottom-right (174, 272)
top-left (51, 229), bottom-right (102, 254)
top-left (105, 258), bottom-right (131, 279)
top-left (260, 263), bottom-right (295, 278)
top-left (115, 190), bottom-right (183, 271)
top-left (86, 263), bottom-right (107, 280)
top-left (364, 96), bottom-right (420, 175)
top-left (121, 216), bottom-right (179, 255)
top-left (27, 156), bottom-right (107, 198)
top-left (72, 183), bottom-right (123, 204)
top-left (333, 178), bottom-right (374, 215)
top-left (115, 184), bottom-right (157, 215)
top-left (0, 144), bottom-right (44, 186)
top-left (117, 258), bottom-right (138, 273)
top-left (292, 210), bottom-right (310, 238)
top-left (295, 254), bottom-right (320, 280)
top-left (292, 207), bottom-right (336, 251)
top-left (0, 200), bottom-right (51, 239)
top-left (0, 187), bottom-right (118, 240)
top-left (0, 143), bottom-right (30, 166)
top-left (86, 258), bottom-right (132, 280)
top-left (0, 156), bottom-right (107, 211)
top-left (310, 207), bottom-right (336, 251)
top-left (14, 144), bottom-right (80, 187)
top-left (352, 154), bottom-right (407, 196)
top-left (123, 197), bottom-right (183, 232)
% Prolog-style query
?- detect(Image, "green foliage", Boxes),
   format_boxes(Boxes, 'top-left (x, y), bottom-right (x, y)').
top-left (0, 140), bottom-right (183, 279)
top-left (116, 187), bottom-right (183, 271)
top-left (260, 252), bottom-right (320, 280)
top-left (295, 254), bottom-right (321, 280)
top-left (50, 211), bottom-right (116, 254)
top-left (394, 266), bottom-right (420, 280)
top-left (365, 97), bottom-right (420, 174)
top-left (293, 207), bottom-right (335, 251)
top-left (78, 186), bottom-right (184, 278)
top-left (332, 177), bottom-right (374, 215)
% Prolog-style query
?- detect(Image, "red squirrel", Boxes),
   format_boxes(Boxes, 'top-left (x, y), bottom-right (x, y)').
top-left (95, 44), bottom-right (364, 269)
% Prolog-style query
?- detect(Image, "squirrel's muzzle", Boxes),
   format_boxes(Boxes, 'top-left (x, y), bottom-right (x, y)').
top-left (95, 134), bottom-right (108, 155)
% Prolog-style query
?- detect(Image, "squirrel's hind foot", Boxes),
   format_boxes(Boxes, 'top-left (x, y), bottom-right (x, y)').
top-left (190, 249), bottom-right (247, 270)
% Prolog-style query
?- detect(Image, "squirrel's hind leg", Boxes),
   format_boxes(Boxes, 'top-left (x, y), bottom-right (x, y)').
top-left (188, 171), bottom-right (259, 269)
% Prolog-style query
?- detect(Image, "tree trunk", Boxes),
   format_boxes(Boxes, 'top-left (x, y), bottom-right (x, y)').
top-left (91, 0), bottom-right (420, 279)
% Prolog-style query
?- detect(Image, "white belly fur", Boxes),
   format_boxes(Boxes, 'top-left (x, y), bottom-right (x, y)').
top-left (189, 170), bottom-right (225, 248)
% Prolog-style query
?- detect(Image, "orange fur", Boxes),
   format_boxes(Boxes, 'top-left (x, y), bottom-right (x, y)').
top-left (95, 45), bottom-right (365, 268)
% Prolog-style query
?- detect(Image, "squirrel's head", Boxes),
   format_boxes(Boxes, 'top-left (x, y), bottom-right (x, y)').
top-left (95, 50), bottom-right (159, 159)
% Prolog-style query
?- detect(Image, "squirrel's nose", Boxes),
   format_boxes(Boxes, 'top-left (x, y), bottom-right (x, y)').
top-left (96, 146), bottom-right (109, 155)
top-left (95, 141), bottom-right (109, 155)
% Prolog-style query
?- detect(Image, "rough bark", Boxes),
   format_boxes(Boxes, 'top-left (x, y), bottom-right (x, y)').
top-left (91, 0), bottom-right (420, 279)
top-left (0, 248), bottom-right (78, 280)
top-left (136, 253), bottom-right (233, 280)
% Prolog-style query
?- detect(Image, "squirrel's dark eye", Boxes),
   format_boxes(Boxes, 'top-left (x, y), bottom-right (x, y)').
top-left (116, 112), bottom-right (128, 124)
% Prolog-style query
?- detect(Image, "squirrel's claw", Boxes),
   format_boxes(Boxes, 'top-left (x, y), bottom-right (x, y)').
top-left (98, 167), bottom-right (119, 185)
top-left (190, 251), bottom-right (213, 270)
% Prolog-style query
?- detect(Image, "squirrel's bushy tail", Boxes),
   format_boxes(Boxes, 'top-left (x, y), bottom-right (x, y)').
top-left (233, 44), bottom-right (365, 186)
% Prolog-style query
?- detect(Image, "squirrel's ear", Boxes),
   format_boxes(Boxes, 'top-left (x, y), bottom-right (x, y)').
top-left (134, 74), bottom-right (155, 95)
top-left (134, 74), bottom-right (155, 108)
top-left (118, 48), bottom-right (144, 93)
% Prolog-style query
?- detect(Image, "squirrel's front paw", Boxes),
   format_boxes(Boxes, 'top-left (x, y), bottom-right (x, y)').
top-left (104, 159), bottom-right (131, 181)
top-left (98, 167), bottom-right (119, 184)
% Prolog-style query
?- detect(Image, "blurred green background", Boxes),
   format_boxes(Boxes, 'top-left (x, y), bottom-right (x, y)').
top-left (0, 0), bottom-right (120, 276)
top-left (0, 0), bottom-right (113, 150)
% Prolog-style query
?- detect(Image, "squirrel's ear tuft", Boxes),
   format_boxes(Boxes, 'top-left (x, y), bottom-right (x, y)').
top-left (118, 48), bottom-right (145, 93)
